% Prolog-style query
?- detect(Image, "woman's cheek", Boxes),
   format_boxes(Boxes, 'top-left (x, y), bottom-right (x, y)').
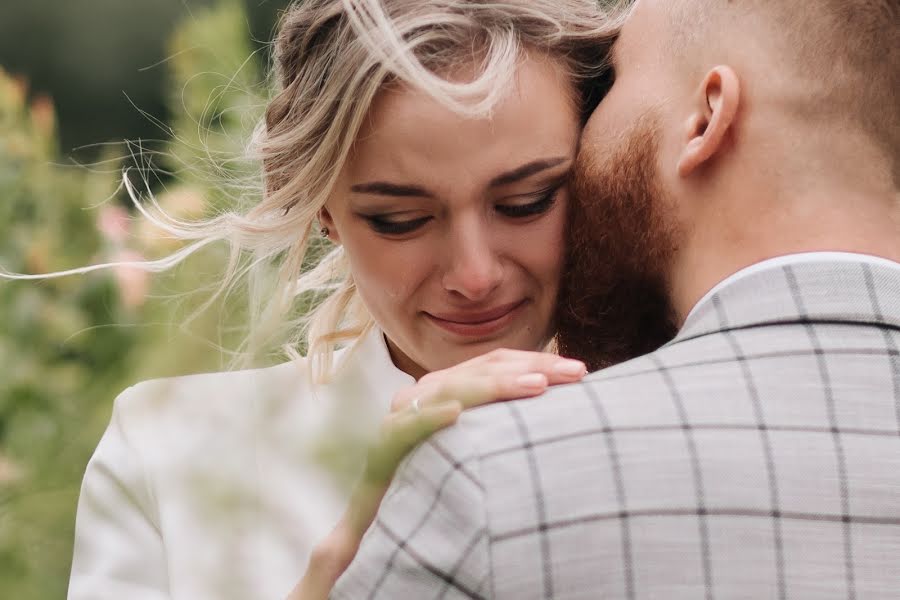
top-left (550, 193), bottom-right (569, 270)
top-left (513, 196), bottom-right (568, 280)
top-left (350, 236), bottom-right (431, 305)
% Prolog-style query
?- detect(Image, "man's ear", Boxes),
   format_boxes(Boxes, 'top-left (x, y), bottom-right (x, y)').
top-left (318, 207), bottom-right (341, 244)
top-left (676, 66), bottom-right (740, 178)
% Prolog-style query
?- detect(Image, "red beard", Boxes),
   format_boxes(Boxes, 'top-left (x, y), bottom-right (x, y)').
top-left (555, 112), bottom-right (681, 370)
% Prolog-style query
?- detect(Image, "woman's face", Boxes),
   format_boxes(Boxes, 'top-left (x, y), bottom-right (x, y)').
top-left (323, 55), bottom-right (580, 378)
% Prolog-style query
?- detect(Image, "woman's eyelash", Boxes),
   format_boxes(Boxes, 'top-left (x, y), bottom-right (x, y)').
top-left (495, 186), bottom-right (561, 218)
top-left (364, 186), bottom-right (561, 235)
top-left (365, 215), bottom-right (431, 235)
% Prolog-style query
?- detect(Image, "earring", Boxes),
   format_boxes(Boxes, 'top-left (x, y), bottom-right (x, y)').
top-left (320, 226), bottom-right (330, 238)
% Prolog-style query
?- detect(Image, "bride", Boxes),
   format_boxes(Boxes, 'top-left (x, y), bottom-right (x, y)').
top-left (65, 1), bottom-right (623, 599)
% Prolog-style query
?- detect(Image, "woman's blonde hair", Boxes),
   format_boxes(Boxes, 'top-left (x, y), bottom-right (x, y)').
top-left (9, 0), bottom-right (623, 382)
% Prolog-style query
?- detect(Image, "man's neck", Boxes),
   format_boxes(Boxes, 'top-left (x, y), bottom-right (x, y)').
top-left (668, 189), bottom-right (900, 326)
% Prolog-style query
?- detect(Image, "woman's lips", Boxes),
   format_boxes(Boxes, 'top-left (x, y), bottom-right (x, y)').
top-left (424, 300), bottom-right (528, 338)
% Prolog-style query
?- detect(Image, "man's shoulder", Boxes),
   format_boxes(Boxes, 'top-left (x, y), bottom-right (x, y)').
top-left (436, 352), bottom-right (669, 460)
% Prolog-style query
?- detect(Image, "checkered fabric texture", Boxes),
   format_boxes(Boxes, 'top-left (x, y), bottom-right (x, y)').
top-left (332, 259), bottom-right (900, 600)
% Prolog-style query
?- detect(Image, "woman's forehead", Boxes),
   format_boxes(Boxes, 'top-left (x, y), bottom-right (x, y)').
top-left (348, 56), bottom-right (580, 187)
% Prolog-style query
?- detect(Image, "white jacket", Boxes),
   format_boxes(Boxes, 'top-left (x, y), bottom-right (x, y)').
top-left (68, 329), bottom-right (414, 600)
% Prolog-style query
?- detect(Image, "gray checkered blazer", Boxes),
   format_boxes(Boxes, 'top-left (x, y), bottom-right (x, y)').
top-left (332, 259), bottom-right (900, 599)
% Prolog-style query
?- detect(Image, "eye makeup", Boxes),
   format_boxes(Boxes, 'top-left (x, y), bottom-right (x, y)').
top-left (362, 214), bottom-right (432, 236)
top-left (356, 179), bottom-right (566, 237)
top-left (495, 183), bottom-right (563, 219)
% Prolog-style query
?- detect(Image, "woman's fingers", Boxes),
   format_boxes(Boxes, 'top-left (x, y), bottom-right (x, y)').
top-left (390, 352), bottom-right (586, 412)
top-left (427, 373), bottom-right (548, 409)
top-left (500, 353), bottom-right (587, 385)
top-left (449, 349), bottom-right (587, 385)
top-left (396, 362), bottom-right (581, 414)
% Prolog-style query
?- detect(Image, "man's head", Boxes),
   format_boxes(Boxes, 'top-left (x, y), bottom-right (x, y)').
top-left (557, 0), bottom-right (900, 369)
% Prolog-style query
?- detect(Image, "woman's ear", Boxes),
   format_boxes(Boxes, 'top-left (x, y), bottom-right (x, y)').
top-left (676, 65), bottom-right (740, 178)
top-left (318, 207), bottom-right (340, 244)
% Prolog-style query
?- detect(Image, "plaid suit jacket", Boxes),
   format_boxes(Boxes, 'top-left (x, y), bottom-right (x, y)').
top-left (332, 258), bottom-right (900, 599)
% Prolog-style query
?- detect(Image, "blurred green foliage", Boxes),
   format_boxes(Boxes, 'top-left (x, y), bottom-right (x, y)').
top-left (0, 0), bottom-right (291, 159)
top-left (0, 2), bottom-right (268, 597)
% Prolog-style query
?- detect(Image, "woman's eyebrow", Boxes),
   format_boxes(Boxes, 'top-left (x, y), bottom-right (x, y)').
top-left (488, 156), bottom-right (570, 187)
top-left (350, 156), bottom-right (570, 197)
top-left (350, 182), bottom-right (433, 197)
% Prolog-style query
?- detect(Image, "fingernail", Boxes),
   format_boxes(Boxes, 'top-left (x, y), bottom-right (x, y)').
top-left (516, 373), bottom-right (548, 389)
top-left (554, 360), bottom-right (586, 377)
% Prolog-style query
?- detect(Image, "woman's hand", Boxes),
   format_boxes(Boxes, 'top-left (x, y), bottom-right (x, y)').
top-left (286, 349), bottom-right (587, 600)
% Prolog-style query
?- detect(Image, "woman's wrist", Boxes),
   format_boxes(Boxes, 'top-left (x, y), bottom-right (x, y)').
top-left (309, 524), bottom-right (360, 584)
top-left (288, 527), bottom-right (358, 600)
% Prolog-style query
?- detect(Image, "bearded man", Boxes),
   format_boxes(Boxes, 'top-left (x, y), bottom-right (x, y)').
top-left (333, 0), bottom-right (900, 597)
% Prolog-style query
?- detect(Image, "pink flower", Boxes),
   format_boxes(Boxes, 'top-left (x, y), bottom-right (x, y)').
top-left (97, 205), bottom-right (131, 245)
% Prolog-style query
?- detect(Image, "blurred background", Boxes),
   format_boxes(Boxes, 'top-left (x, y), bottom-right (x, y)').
top-left (0, 1), bottom-right (293, 596)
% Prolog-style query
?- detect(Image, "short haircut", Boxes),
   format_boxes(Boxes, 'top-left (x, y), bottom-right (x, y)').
top-left (667, 0), bottom-right (900, 182)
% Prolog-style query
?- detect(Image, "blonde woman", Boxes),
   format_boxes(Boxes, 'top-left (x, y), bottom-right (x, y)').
top-left (66, 1), bottom-right (622, 599)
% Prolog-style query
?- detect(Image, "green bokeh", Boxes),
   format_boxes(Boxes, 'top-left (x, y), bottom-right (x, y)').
top-left (0, 0), bottom-right (291, 159)
top-left (0, 2), bottom-right (280, 596)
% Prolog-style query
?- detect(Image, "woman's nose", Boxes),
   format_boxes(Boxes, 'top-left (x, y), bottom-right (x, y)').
top-left (441, 226), bottom-right (504, 301)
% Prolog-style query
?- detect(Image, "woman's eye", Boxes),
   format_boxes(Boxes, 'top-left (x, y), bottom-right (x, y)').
top-left (496, 186), bottom-right (562, 219)
top-left (365, 215), bottom-right (432, 235)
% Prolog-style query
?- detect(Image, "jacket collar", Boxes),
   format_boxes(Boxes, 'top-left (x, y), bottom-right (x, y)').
top-left (672, 258), bottom-right (900, 345)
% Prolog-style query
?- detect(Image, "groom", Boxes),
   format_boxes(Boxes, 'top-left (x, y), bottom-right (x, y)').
top-left (333, 0), bottom-right (900, 597)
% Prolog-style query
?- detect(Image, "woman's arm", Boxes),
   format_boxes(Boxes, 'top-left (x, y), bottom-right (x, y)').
top-left (286, 349), bottom-right (587, 600)
top-left (68, 386), bottom-right (169, 600)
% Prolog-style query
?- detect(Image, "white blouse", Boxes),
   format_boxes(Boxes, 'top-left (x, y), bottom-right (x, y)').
top-left (67, 328), bottom-right (415, 600)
